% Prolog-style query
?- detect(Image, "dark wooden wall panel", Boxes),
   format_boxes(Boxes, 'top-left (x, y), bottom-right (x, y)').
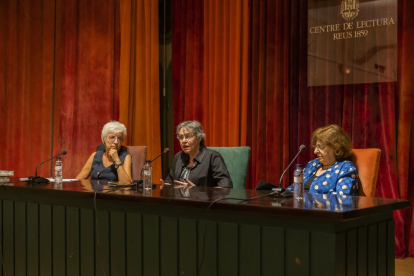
top-left (4, 200), bottom-right (14, 276)
top-left (40, 204), bottom-right (52, 276)
top-left (80, 208), bottom-right (95, 275)
top-left (53, 205), bottom-right (66, 276)
top-left (311, 232), bottom-right (336, 275)
top-left (346, 228), bottom-right (357, 276)
top-left (66, 207), bottom-right (80, 276)
top-left (286, 229), bottom-right (309, 276)
top-left (368, 224), bottom-right (378, 276)
top-left (0, 200), bottom-right (3, 276)
top-left (239, 224), bottom-right (260, 276)
top-left (335, 232), bottom-right (346, 276)
top-left (261, 227), bottom-right (284, 276)
top-left (378, 221), bottom-right (387, 276)
top-left (143, 215), bottom-right (160, 276)
top-left (111, 211), bottom-right (126, 275)
top-left (27, 202), bottom-right (39, 276)
top-left (358, 226), bottom-right (368, 276)
top-left (179, 219), bottom-right (197, 275)
top-left (198, 221), bottom-right (217, 276)
top-left (126, 213), bottom-right (142, 276)
top-left (96, 211), bottom-right (110, 276)
top-left (161, 216), bottom-right (178, 276)
top-left (15, 201), bottom-right (27, 276)
top-left (218, 222), bottom-right (238, 276)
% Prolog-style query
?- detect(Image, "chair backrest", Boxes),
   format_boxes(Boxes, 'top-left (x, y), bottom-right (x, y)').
top-left (208, 147), bottom-right (251, 189)
top-left (96, 144), bottom-right (147, 180)
top-left (347, 148), bottom-right (381, 197)
top-left (126, 146), bottom-right (147, 180)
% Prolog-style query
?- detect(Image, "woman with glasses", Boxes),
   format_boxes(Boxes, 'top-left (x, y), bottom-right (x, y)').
top-left (288, 124), bottom-right (359, 195)
top-left (76, 121), bottom-right (132, 183)
top-left (161, 120), bottom-right (233, 188)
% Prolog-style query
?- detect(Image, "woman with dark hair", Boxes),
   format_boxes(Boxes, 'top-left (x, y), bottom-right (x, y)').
top-left (161, 120), bottom-right (233, 188)
top-left (288, 124), bottom-right (359, 195)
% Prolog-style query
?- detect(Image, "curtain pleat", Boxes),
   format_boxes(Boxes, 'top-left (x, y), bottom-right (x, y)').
top-left (0, 0), bottom-right (58, 178)
top-left (172, 0), bottom-right (249, 153)
top-left (60, 0), bottom-right (120, 178)
top-left (119, 0), bottom-right (161, 180)
top-left (398, 0), bottom-right (414, 258)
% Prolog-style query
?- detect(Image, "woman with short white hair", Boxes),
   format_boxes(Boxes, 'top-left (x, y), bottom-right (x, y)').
top-left (76, 121), bottom-right (132, 183)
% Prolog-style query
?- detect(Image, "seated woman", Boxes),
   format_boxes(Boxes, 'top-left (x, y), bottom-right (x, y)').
top-left (76, 121), bottom-right (132, 184)
top-left (288, 124), bottom-right (359, 196)
top-left (161, 120), bottom-right (233, 188)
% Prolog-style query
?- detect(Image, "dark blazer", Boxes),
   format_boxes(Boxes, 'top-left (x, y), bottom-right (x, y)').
top-left (164, 145), bottom-right (233, 188)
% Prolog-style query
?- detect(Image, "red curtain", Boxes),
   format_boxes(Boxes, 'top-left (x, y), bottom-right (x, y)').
top-left (60, 0), bottom-right (120, 178)
top-left (119, 0), bottom-right (162, 180)
top-left (172, 0), bottom-right (252, 173)
top-left (0, 0), bottom-right (58, 178)
top-left (0, 0), bottom-right (121, 179)
top-left (172, 0), bottom-right (414, 258)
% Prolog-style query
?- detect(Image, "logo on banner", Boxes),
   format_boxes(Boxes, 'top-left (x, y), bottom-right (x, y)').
top-left (340, 0), bottom-right (360, 21)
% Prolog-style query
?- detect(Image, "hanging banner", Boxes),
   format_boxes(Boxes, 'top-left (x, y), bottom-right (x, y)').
top-left (308, 0), bottom-right (397, 86)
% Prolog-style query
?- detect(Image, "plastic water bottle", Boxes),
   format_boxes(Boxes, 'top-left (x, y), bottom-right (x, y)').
top-left (142, 160), bottom-right (152, 190)
top-left (54, 156), bottom-right (63, 184)
top-left (293, 164), bottom-right (304, 200)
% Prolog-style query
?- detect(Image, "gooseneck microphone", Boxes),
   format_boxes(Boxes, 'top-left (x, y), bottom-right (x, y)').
top-left (148, 148), bottom-right (170, 163)
top-left (271, 145), bottom-right (306, 198)
top-left (29, 150), bottom-right (67, 184)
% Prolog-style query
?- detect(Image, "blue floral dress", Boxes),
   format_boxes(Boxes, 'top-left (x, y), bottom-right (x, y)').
top-left (288, 158), bottom-right (359, 196)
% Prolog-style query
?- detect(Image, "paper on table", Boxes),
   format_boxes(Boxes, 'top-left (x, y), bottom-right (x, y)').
top-left (46, 178), bottom-right (79, 182)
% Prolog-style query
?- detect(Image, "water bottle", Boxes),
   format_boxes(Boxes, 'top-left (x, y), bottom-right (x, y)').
top-left (293, 164), bottom-right (304, 200)
top-left (142, 160), bottom-right (152, 190)
top-left (54, 156), bottom-right (63, 184)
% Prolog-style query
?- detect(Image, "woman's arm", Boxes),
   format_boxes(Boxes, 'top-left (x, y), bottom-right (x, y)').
top-left (76, 153), bottom-right (96, 179)
top-left (210, 154), bottom-right (233, 188)
top-left (116, 154), bottom-right (132, 184)
top-left (333, 161), bottom-right (358, 195)
top-left (163, 153), bottom-right (179, 185)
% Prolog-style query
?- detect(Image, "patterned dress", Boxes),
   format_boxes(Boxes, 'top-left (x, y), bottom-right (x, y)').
top-left (288, 158), bottom-right (359, 196)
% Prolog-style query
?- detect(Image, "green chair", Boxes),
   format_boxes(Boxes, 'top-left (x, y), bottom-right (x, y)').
top-left (208, 146), bottom-right (251, 189)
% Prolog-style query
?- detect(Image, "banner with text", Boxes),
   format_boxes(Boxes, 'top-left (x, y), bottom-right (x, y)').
top-left (308, 0), bottom-right (397, 86)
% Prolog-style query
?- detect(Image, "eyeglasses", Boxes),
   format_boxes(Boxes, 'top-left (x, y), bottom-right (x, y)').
top-left (177, 134), bottom-right (195, 141)
top-left (312, 144), bottom-right (327, 151)
top-left (107, 135), bottom-right (123, 143)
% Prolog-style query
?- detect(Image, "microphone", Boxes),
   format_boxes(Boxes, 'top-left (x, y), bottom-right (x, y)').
top-left (133, 148), bottom-right (170, 187)
top-left (148, 148), bottom-right (170, 163)
top-left (271, 145), bottom-right (306, 198)
top-left (29, 150), bottom-right (67, 184)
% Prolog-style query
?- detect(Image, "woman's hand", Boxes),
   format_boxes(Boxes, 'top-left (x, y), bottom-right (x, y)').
top-left (174, 179), bottom-right (195, 189)
top-left (160, 179), bottom-right (171, 189)
top-left (108, 148), bottom-right (121, 163)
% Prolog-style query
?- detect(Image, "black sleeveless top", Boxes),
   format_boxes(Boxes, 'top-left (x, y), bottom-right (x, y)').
top-left (91, 149), bottom-right (129, 181)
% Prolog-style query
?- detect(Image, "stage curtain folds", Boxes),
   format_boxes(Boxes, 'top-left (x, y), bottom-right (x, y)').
top-left (60, 0), bottom-right (120, 178)
top-left (398, 0), bottom-right (414, 257)
top-left (0, 0), bottom-right (58, 178)
top-left (172, 0), bottom-right (250, 168)
top-left (249, 0), bottom-right (291, 187)
top-left (119, 0), bottom-right (161, 180)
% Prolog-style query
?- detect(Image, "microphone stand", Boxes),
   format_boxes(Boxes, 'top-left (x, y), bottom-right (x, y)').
top-left (270, 145), bottom-right (305, 198)
top-left (28, 151), bottom-right (67, 184)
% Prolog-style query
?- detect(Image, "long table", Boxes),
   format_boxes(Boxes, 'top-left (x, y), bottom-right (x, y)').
top-left (0, 180), bottom-right (409, 276)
